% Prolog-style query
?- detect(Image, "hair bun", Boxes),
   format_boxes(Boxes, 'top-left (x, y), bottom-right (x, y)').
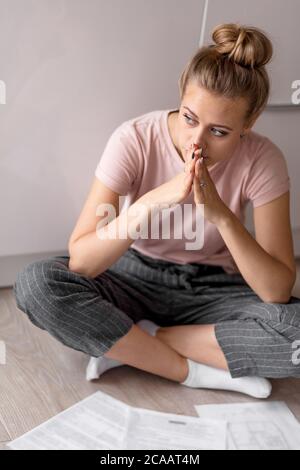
top-left (211, 23), bottom-right (273, 69)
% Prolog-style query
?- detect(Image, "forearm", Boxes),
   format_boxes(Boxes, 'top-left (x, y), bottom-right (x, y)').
top-left (69, 197), bottom-right (153, 278)
top-left (216, 209), bottom-right (294, 303)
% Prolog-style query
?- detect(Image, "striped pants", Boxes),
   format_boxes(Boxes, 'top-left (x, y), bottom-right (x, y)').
top-left (13, 247), bottom-right (300, 379)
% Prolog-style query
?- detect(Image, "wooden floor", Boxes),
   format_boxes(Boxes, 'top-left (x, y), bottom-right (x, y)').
top-left (1, 261), bottom-right (300, 450)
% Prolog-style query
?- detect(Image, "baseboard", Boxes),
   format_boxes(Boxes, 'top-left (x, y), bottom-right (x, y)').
top-left (0, 250), bottom-right (69, 288)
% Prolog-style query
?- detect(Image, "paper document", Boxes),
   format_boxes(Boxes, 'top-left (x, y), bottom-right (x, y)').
top-left (8, 391), bottom-right (227, 450)
top-left (195, 401), bottom-right (300, 450)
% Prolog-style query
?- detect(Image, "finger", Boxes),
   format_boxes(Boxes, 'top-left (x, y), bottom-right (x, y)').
top-left (186, 151), bottom-right (198, 174)
top-left (190, 144), bottom-right (202, 161)
top-left (186, 160), bottom-right (197, 176)
top-left (185, 149), bottom-right (193, 172)
top-left (193, 174), bottom-right (204, 203)
top-left (184, 170), bottom-right (194, 194)
top-left (186, 146), bottom-right (203, 177)
top-left (195, 158), bottom-right (203, 179)
top-left (194, 160), bottom-right (204, 187)
top-left (190, 147), bottom-right (202, 172)
top-left (200, 156), bottom-right (210, 175)
top-left (184, 168), bottom-right (194, 185)
top-left (199, 157), bottom-right (213, 185)
top-left (192, 147), bottom-right (202, 161)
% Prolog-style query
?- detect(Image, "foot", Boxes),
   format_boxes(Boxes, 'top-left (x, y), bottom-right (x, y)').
top-left (86, 318), bottom-right (160, 381)
top-left (180, 358), bottom-right (272, 399)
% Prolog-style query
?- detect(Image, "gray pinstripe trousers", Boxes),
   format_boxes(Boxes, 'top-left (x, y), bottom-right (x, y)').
top-left (13, 247), bottom-right (300, 379)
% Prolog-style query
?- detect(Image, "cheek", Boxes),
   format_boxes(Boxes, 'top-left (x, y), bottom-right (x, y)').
top-left (205, 138), bottom-right (233, 160)
top-left (214, 134), bottom-right (238, 147)
top-left (214, 138), bottom-right (240, 160)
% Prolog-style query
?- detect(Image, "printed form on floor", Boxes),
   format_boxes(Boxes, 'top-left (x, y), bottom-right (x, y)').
top-left (8, 391), bottom-right (227, 450)
top-left (195, 401), bottom-right (300, 450)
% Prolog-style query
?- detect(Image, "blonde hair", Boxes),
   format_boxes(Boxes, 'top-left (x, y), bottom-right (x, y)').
top-left (178, 23), bottom-right (273, 126)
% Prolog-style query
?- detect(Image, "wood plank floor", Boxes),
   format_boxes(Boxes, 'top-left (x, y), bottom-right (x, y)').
top-left (1, 260), bottom-right (300, 449)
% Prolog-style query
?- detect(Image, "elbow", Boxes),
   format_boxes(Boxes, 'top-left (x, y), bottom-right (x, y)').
top-left (68, 257), bottom-right (79, 273)
top-left (68, 260), bottom-right (95, 278)
top-left (68, 249), bottom-right (93, 278)
top-left (68, 244), bottom-right (82, 274)
top-left (262, 288), bottom-right (293, 305)
top-left (68, 256), bottom-right (101, 279)
top-left (68, 243), bottom-right (104, 278)
top-left (68, 257), bottom-right (88, 276)
top-left (262, 294), bottom-right (291, 304)
top-left (261, 268), bottom-right (296, 304)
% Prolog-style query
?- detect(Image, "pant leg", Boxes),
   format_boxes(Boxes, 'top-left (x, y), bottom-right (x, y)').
top-left (166, 267), bottom-right (300, 379)
top-left (214, 294), bottom-right (300, 379)
top-left (14, 247), bottom-right (300, 379)
top-left (13, 254), bottom-right (160, 357)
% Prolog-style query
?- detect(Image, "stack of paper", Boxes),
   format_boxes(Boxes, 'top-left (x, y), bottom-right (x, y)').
top-left (195, 402), bottom-right (300, 450)
top-left (7, 391), bottom-right (300, 450)
top-left (8, 391), bottom-right (227, 450)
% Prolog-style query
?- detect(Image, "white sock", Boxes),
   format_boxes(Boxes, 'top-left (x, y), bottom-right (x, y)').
top-left (180, 358), bottom-right (272, 399)
top-left (86, 319), bottom-right (160, 381)
top-left (86, 356), bottom-right (123, 381)
top-left (136, 319), bottom-right (160, 337)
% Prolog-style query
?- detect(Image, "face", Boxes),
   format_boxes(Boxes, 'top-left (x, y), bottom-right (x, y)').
top-left (175, 82), bottom-right (252, 167)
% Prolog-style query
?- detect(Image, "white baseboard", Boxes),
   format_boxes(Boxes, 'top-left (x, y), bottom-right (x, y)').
top-left (0, 250), bottom-right (69, 288)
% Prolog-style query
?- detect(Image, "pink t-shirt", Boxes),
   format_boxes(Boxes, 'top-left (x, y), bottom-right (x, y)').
top-left (95, 108), bottom-right (290, 274)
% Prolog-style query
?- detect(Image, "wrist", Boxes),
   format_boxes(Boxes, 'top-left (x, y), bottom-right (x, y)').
top-left (136, 194), bottom-right (169, 216)
top-left (216, 207), bottom-right (235, 230)
top-left (128, 196), bottom-right (161, 231)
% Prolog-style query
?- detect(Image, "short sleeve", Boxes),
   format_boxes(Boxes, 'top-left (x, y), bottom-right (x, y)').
top-left (244, 137), bottom-right (291, 208)
top-left (95, 122), bottom-right (141, 195)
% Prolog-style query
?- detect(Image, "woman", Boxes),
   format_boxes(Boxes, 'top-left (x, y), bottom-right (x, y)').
top-left (14, 23), bottom-right (300, 399)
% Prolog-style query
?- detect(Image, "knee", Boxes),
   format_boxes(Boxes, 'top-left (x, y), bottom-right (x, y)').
top-left (291, 340), bottom-right (300, 377)
top-left (13, 257), bottom-right (67, 314)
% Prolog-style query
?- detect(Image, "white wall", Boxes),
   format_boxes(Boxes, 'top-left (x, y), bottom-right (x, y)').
top-left (0, 0), bottom-right (299, 286)
top-left (200, 0), bottom-right (300, 253)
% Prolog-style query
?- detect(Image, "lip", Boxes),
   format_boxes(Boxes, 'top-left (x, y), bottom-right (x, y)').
top-left (192, 146), bottom-right (209, 159)
top-left (199, 149), bottom-right (210, 159)
top-left (185, 146), bottom-right (210, 160)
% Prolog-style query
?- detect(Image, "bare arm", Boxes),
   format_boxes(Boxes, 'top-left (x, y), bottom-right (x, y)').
top-left (216, 192), bottom-right (296, 303)
top-left (69, 196), bottom-right (151, 278)
top-left (69, 150), bottom-right (197, 278)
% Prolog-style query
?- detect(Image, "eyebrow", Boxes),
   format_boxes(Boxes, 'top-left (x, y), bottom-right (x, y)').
top-left (183, 106), bottom-right (233, 131)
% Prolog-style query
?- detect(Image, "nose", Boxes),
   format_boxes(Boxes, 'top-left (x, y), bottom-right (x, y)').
top-left (192, 142), bottom-right (208, 156)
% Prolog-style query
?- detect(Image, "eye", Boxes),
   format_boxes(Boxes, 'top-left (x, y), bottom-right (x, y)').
top-left (183, 114), bottom-right (228, 137)
top-left (183, 113), bottom-right (195, 125)
top-left (211, 128), bottom-right (228, 137)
